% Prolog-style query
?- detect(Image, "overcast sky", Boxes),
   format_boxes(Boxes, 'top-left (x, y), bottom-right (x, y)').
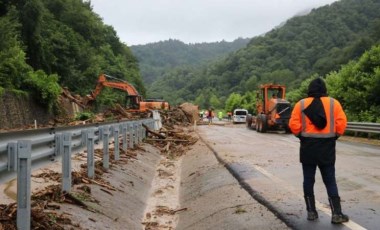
top-left (90, 0), bottom-right (339, 46)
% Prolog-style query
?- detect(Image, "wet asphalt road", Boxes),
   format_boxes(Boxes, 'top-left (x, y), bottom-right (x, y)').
top-left (197, 122), bottom-right (380, 230)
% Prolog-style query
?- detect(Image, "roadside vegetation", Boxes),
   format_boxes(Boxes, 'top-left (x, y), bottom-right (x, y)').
top-left (0, 0), bottom-right (143, 114)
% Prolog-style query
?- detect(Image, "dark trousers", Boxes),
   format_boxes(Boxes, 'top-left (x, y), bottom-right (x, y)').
top-left (302, 163), bottom-right (339, 197)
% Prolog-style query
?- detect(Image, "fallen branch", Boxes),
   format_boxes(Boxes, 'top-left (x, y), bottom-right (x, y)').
top-left (126, 155), bottom-right (138, 160)
top-left (172, 207), bottom-right (188, 214)
top-left (123, 153), bottom-right (138, 160)
top-left (82, 178), bottom-right (116, 191)
top-left (146, 138), bottom-right (189, 142)
top-left (100, 188), bottom-right (113, 196)
top-left (165, 142), bottom-right (171, 152)
top-left (64, 193), bottom-right (88, 209)
top-left (142, 124), bottom-right (166, 139)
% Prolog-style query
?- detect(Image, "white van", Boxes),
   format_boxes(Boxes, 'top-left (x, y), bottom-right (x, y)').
top-left (233, 109), bottom-right (248, 123)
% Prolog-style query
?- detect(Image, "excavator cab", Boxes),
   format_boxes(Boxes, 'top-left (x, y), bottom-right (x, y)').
top-left (125, 95), bottom-right (142, 110)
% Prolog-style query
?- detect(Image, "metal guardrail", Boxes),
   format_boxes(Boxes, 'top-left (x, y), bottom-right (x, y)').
top-left (0, 116), bottom-right (160, 229)
top-left (0, 120), bottom-right (377, 177)
top-left (346, 122), bottom-right (380, 134)
top-left (0, 118), bottom-right (155, 179)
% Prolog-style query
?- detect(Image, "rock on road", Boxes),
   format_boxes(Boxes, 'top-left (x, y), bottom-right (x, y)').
top-left (197, 122), bottom-right (380, 230)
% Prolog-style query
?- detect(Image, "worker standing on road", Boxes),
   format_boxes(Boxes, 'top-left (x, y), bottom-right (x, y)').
top-left (204, 110), bottom-right (209, 121)
top-left (218, 111), bottom-right (223, 121)
top-left (207, 108), bottom-right (213, 124)
top-left (289, 78), bottom-right (349, 224)
top-left (227, 111), bottom-right (232, 122)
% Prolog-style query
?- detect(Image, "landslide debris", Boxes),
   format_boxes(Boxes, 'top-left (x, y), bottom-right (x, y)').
top-left (0, 100), bottom-right (200, 229)
top-left (0, 147), bottom-right (132, 229)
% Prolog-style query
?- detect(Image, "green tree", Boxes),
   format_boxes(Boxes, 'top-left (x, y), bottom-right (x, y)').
top-left (0, 0), bottom-right (143, 112)
top-left (326, 45), bottom-right (380, 122)
top-left (194, 93), bottom-right (206, 109)
top-left (0, 7), bottom-right (31, 90)
top-left (225, 93), bottom-right (242, 112)
top-left (23, 70), bottom-right (61, 112)
top-left (286, 75), bottom-right (318, 105)
top-left (19, 0), bottom-right (45, 70)
top-left (209, 93), bottom-right (222, 109)
top-left (241, 91), bottom-right (256, 114)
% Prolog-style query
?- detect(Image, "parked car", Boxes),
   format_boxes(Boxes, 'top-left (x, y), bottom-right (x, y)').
top-left (233, 109), bottom-right (248, 124)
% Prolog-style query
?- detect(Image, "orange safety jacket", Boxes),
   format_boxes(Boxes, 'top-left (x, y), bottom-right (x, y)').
top-left (289, 97), bottom-right (347, 138)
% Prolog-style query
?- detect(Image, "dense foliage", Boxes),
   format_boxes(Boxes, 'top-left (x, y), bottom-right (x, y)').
top-left (261, 44), bottom-right (380, 121)
top-left (131, 38), bottom-right (250, 86)
top-left (326, 45), bottom-right (380, 122)
top-left (0, 0), bottom-right (143, 113)
top-left (146, 0), bottom-right (380, 119)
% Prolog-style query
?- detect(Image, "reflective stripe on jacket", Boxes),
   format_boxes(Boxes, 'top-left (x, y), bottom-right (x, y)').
top-left (289, 97), bottom-right (347, 138)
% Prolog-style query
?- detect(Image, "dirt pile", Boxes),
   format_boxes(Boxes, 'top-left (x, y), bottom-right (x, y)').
top-left (178, 103), bottom-right (199, 124)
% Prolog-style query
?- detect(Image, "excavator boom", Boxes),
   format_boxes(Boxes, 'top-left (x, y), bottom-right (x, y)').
top-left (86, 74), bottom-right (169, 112)
top-left (91, 74), bottom-right (140, 99)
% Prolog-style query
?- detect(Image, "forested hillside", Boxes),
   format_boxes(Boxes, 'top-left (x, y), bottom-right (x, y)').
top-left (0, 0), bottom-right (143, 113)
top-left (131, 38), bottom-right (250, 85)
top-left (147, 0), bottom-right (380, 120)
top-left (284, 44), bottom-right (380, 122)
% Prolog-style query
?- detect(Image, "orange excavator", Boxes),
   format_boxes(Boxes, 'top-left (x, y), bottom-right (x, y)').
top-left (86, 74), bottom-right (169, 112)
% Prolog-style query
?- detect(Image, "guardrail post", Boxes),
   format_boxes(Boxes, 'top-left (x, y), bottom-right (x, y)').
top-left (134, 123), bottom-right (138, 146)
top-left (150, 120), bottom-right (154, 132)
top-left (62, 132), bottom-right (72, 192)
top-left (113, 125), bottom-right (120, 161)
top-left (122, 124), bottom-right (127, 151)
top-left (7, 142), bottom-right (17, 171)
top-left (141, 122), bottom-right (145, 140)
top-left (103, 126), bottom-right (110, 170)
top-left (87, 129), bottom-right (95, 178)
top-left (135, 123), bottom-right (140, 144)
top-left (17, 140), bottom-right (31, 230)
top-left (81, 130), bottom-right (87, 147)
top-left (54, 134), bottom-right (61, 156)
top-left (129, 123), bottom-right (134, 149)
top-left (138, 122), bottom-right (142, 143)
top-left (153, 110), bottom-right (162, 131)
top-left (98, 126), bottom-right (103, 142)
